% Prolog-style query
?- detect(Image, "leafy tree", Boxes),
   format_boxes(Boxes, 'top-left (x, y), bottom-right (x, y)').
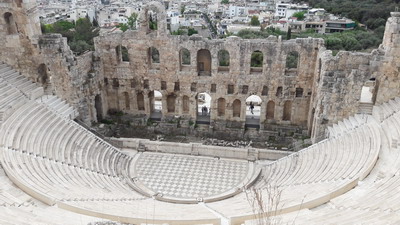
top-left (180, 5), bottom-right (186, 15)
top-left (251, 51), bottom-right (263, 67)
top-left (250, 16), bottom-right (260, 26)
top-left (171, 29), bottom-right (187, 35)
top-left (218, 50), bottom-right (230, 66)
top-left (53, 20), bottom-right (75, 31)
top-left (149, 14), bottom-right (158, 30)
top-left (292, 11), bottom-right (306, 20)
top-left (188, 27), bottom-right (198, 36)
top-left (69, 40), bottom-right (92, 55)
top-left (221, 0), bottom-right (229, 4)
top-left (117, 13), bottom-right (138, 32)
top-left (286, 52), bottom-right (299, 69)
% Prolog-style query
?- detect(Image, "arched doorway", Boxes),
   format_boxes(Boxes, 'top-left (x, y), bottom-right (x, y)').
top-left (167, 94), bottom-right (176, 113)
top-left (266, 100), bottom-right (275, 120)
top-left (197, 49), bottom-right (211, 76)
top-left (232, 99), bottom-right (241, 118)
top-left (283, 100), bottom-right (292, 121)
top-left (137, 92), bottom-right (145, 111)
top-left (182, 95), bottom-right (190, 114)
top-left (197, 92), bottom-right (211, 124)
top-left (4, 12), bottom-right (16, 35)
top-left (217, 98), bottom-right (226, 117)
top-left (245, 95), bottom-right (262, 128)
top-left (149, 90), bottom-right (162, 120)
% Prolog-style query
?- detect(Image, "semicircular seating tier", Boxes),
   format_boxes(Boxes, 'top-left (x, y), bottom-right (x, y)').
top-left (0, 61), bottom-right (399, 224)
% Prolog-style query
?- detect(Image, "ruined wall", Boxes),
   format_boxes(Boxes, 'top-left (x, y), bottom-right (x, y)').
top-left (311, 12), bottom-right (400, 141)
top-left (3, 0), bottom-right (400, 143)
top-left (0, 0), bottom-right (43, 79)
top-left (375, 12), bottom-right (400, 104)
top-left (93, 2), bottom-right (323, 133)
top-left (38, 34), bottom-right (104, 123)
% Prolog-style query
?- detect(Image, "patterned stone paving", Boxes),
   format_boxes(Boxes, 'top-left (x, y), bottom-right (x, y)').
top-left (135, 153), bottom-right (249, 199)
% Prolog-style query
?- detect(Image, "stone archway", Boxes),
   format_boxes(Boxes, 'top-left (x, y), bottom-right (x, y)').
top-left (232, 99), bottom-right (241, 118)
top-left (245, 95), bottom-right (262, 128)
top-left (283, 100), bottom-right (292, 121)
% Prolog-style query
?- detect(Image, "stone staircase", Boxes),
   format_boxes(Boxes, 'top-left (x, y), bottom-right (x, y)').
top-left (358, 102), bottom-right (374, 114)
top-left (36, 95), bottom-right (79, 120)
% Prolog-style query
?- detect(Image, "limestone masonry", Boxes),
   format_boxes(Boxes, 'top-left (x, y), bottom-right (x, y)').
top-left (3, 1), bottom-right (399, 142)
top-left (2, 0), bottom-right (400, 224)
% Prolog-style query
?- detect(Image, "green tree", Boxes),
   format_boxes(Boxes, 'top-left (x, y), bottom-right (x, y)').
top-left (117, 13), bottom-right (138, 32)
top-left (171, 29), bottom-right (187, 35)
top-left (180, 5), bottom-right (186, 15)
top-left (292, 11), bottom-right (306, 20)
top-left (251, 51), bottom-right (263, 67)
top-left (250, 16), bottom-right (260, 26)
top-left (69, 40), bottom-right (92, 55)
top-left (53, 20), bottom-right (75, 31)
top-left (221, 0), bottom-right (229, 4)
top-left (188, 27), bottom-right (198, 36)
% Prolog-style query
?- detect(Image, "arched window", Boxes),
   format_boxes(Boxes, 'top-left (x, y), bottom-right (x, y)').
top-left (218, 50), bottom-right (230, 72)
top-left (182, 95), bottom-right (189, 113)
top-left (283, 100), bottom-right (292, 121)
top-left (250, 50), bottom-right (263, 73)
top-left (167, 94), bottom-right (176, 113)
top-left (4, 12), bottom-right (16, 35)
top-left (180, 48), bottom-right (191, 65)
top-left (262, 86), bottom-right (268, 96)
top-left (149, 47), bottom-right (160, 63)
top-left (217, 98), bottom-right (226, 116)
top-left (232, 99), bottom-right (241, 118)
top-left (148, 10), bottom-right (158, 30)
top-left (137, 93), bottom-right (145, 111)
top-left (286, 51), bottom-right (299, 69)
top-left (197, 49), bottom-right (211, 76)
top-left (266, 101), bottom-right (275, 119)
top-left (121, 46), bottom-right (129, 62)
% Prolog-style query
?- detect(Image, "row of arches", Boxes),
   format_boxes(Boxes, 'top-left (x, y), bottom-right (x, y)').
top-left (107, 91), bottom-right (294, 124)
top-left (114, 45), bottom-right (300, 75)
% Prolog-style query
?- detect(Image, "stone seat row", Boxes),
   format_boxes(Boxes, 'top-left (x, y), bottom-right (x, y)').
top-left (0, 148), bottom-right (141, 205)
top-left (37, 95), bottom-right (79, 119)
top-left (0, 64), bottom-right (43, 100)
top-left (256, 117), bottom-right (379, 188)
top-left (249, 99), bottom-right (400, 224)
top-left (327, 113), bottom-right (369, 138)
top-left (0, 100), bottom-right (131, 177)
top-left (0, 82), bottom-right (27, 121)
top-left (0, 166), bottom-right (32, 207)
top-left (1, 148), bottom-right (222, 224)
top-left (203, 114), bottom-right (381, 225)
top-left (0, 204), bottom-right (102, 225)
top-left (372, 97), bottom-right (400, 122)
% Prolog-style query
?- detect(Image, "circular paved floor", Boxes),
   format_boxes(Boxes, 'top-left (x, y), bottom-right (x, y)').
top-left (135, 153), bottom-right (249, 199)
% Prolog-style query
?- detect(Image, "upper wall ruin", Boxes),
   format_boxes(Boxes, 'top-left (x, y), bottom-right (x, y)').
top-left (2, 1), bottom-right (400, 142)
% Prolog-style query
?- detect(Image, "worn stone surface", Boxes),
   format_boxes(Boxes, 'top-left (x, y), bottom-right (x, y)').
top-left (2, 1), bottom-right (400, 142)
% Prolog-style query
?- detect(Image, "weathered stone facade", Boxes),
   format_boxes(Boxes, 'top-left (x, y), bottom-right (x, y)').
top-left (2, 1), bottom-right (400, 143)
